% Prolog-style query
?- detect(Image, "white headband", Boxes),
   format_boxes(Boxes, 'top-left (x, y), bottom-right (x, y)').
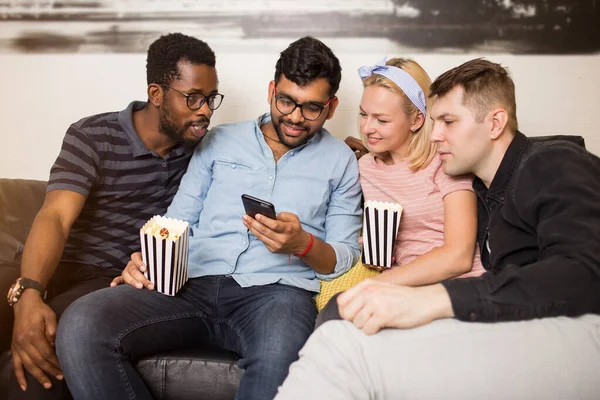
top-left (358, 57), bottom-right (427, 115)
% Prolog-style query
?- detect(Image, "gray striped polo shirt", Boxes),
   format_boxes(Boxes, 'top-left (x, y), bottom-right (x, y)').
top-left (47, 101), bottom-right (193, 270)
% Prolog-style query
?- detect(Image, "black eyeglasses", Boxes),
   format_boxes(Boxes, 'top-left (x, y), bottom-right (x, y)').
top-left (162, 85), bottom-right (224, 111)
top-left (273, 86), bottom-right (333, 121)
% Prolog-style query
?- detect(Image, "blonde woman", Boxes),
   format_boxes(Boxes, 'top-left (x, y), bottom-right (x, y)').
top-left (318, 57), bottom-right (484, 323)
top-left (357, 57), bottom-right (485, 288)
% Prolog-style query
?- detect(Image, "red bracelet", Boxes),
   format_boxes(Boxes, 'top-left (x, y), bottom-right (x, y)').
top-left (294, 233), bottom-right (314, 257)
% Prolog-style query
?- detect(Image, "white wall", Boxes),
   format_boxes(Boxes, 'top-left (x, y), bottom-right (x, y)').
top-left (1, 42), bottom-right (599, 180)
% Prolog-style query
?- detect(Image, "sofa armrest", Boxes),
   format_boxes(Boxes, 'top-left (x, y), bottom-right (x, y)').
top-left (0, 179), bottom-right (47, 263)
top-left (136, 347), bottom-right (242, 400)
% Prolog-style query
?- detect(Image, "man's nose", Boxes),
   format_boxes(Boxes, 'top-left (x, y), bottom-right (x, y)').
top-left (287, 106), bottom-right (305, 123)
top-left (196, 101), bottom-right (213, 119)
top-left (430, 123), bottom-right (444, 143)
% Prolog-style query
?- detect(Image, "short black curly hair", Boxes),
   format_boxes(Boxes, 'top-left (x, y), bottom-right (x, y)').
top-left (274, 36), bottom-right (341, 97)
top-left (146, 32), bottom-right (216, 86)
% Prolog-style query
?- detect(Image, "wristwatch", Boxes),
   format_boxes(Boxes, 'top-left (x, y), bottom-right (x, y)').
top-left (7, 277), bottom-right (47, 307)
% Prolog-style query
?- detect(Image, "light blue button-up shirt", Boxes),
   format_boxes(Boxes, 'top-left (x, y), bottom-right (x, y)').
top-left (165, 114), bottom-right (362, 292)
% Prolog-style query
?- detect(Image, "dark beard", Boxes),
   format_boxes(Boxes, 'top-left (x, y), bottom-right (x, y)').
top-left (272, 116), bottom-right (316, 149)
top-left (159, 104), bottom-right (202, 149)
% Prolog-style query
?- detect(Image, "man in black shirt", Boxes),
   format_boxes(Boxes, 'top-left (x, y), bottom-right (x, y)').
top-left (275, 59), bottom-right (600, 399)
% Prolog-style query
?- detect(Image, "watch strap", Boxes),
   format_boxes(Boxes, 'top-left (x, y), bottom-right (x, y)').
top-left (20, 278), bottom-right (47, 299)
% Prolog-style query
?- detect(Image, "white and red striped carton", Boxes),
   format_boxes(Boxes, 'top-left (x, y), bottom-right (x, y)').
top-left (361, 201), bottom-right (403, 269)
top-left (139, 216), bottom-right (189, 296)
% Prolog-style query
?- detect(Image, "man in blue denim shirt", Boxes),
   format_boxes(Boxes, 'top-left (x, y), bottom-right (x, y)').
top-left (276, 59), bottom-right (600, 399)
top-left (55, 37), bottom-right (362, 400)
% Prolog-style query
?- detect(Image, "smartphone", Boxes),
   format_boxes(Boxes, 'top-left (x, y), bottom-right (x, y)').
top-left (241, 194), bottom-right (277, 220)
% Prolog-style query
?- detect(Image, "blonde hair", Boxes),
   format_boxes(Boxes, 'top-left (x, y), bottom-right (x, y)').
top-left (361, 58), bottom-right (436, 171)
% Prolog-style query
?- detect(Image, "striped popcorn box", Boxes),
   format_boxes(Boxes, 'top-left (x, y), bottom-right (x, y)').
top-left (140, 216), bottom-right (189, 296)
top-left (361, 201), bottom-right (403, 269)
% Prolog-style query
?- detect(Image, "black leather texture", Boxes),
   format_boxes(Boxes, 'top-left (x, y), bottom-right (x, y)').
top-left (0, 351), bottom-right (11, 398)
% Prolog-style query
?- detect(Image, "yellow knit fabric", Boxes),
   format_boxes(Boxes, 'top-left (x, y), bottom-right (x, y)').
top-left (315, 260), bottom-right (380, 311)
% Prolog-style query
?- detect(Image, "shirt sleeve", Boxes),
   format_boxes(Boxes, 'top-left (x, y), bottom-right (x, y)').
top-left (442, 144), bottom-right (600, 322)
top-left (47, 125), bottom-right (100, 197)
top-left (316, 149), bottom-right (363, 280)
top-left (432, 158), bottom-right (474, 198)
top-left (164, 133), bottom-right (214, 225)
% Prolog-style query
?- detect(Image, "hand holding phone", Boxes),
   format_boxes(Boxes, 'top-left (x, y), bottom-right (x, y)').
top-left (241, 194), bottom-right (277, 220)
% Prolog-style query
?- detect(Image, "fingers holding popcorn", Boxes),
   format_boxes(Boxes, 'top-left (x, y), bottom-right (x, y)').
top-left (111, 255), bottom-right (154, 290)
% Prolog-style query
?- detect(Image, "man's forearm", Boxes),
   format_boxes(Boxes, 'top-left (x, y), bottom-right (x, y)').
top-left (442, 256), bottom-right (600, 322)
top-left (19, 212), bottom-right (69, 287)
top-left (297, 235), bottom-right (337, 275)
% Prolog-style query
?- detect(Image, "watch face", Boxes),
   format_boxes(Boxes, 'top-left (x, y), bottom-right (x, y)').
top-left (7, 278), bottom-right (22, 306)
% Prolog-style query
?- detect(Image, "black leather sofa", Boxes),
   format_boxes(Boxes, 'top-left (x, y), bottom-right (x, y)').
top-left (0, 178), bottom-right (243, 400)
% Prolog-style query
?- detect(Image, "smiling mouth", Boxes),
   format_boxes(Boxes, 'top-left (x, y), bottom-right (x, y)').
top-left (282, 122), bottom-right (306, 137)
top-left (189, 123), bottom-right (208, 138)
top-left (366, 136), bottom-right (382, 144)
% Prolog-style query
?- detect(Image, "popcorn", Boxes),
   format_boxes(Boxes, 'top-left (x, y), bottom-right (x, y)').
top-left (139, 215), bottom-right (190, 296)
top-left (361, 201), bottom-right (403, 269)
top-left (141, 215), bottom-right (187, 241)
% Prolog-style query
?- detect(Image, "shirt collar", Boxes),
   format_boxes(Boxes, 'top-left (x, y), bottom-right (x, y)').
top-left (473, 130), bottom-right (527, 201)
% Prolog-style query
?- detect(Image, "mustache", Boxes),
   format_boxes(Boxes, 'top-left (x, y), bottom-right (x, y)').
top-left (186, 117), bottom-right (210, 128)
top-left (280, 118), bottom-right (307, 130)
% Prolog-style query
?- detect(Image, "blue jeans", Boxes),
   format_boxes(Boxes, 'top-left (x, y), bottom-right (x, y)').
top-left (55, 276), bottom-right (317, 400)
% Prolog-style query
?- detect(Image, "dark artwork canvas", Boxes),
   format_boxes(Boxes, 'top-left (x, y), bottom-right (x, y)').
top-left (0, 0), bottom-right (598, 54)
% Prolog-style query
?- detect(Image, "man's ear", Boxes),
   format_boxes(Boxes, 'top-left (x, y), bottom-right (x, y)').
top-left (490, 108), bottom-right (509, 140)
top-left (267, 80), bottom-right (276, 105)
top-left (148, 84), bottom-right (163, 107)
top-left (325, 97), bottom-right (339, 120)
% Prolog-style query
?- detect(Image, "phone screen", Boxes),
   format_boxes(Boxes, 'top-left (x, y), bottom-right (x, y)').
top-left (241, 194), bottom-right (277, 219)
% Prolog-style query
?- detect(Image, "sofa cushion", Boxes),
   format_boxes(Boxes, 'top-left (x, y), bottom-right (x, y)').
top-left (136, 347), bottom-right (243, 400)
top-left (315, 260), bottom-right (379, 311)
top-left (1, 348), bottom-right (242, 400)
top-left (0, 179), bottom-right (46, 263)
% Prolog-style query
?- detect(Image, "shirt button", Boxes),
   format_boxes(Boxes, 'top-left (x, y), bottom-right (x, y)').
top-left (469, 311), bottom-right (477, 321)
top-left (162, 162), bottom-right (167, 168)
top-left (232, 164), bottom-right (237, 169)
top-left (268, 176), bottom-right (273, 180)
top-left (242, 240), bottom-right (247, 245)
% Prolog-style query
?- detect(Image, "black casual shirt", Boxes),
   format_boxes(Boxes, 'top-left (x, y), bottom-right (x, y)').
top-left (48, 101), bottom-right (193, 269)
top-left (442, 131), bottom-right (600, 322)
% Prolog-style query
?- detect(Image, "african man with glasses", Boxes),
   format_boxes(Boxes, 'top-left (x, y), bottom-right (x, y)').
top-left (56, 37), bottom-right (362, 400)
top-left (0, 32), bottom-right (220, 400)
top-left (156, 82), bottom-right (224, 146)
